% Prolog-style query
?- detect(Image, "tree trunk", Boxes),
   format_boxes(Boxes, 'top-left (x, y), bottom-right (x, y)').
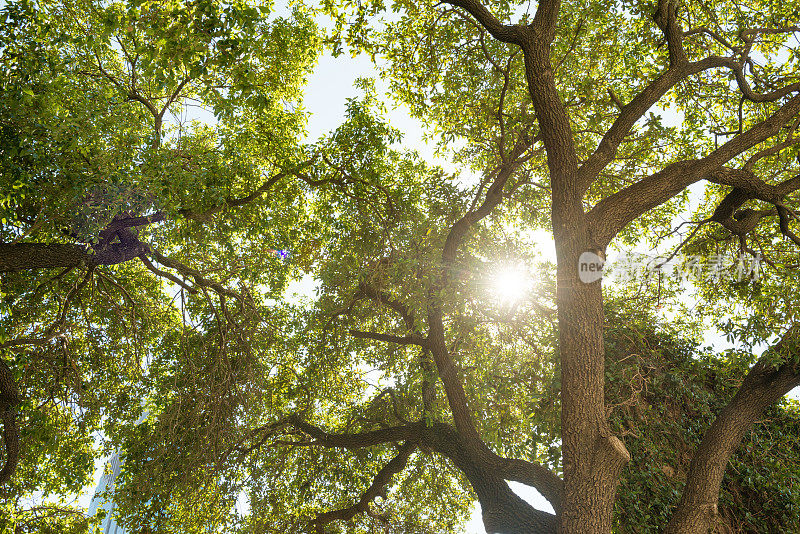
top-left (0, 358), bottom-right (21, 485)
top-left (555, 231), bottom-right (630, 533)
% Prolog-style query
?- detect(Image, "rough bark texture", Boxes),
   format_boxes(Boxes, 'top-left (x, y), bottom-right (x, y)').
top-left (665, 330), bottom-right (800, 533)
top-left (520, 3), bottom-right (631, 531)
top-left (0, 243), bottom-right (92, 272)
top-left (554, 240), bottom-right (630, 533)
top-left (0, 242), bottom-right (151, 272)
top-left (0, 358), bottom-right (21, 485)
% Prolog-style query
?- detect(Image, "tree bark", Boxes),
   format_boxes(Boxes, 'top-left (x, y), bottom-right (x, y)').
top-left (0, 358), bottom-right (21, 485)
top-left (0, 242), bottom-right (150, 272)
top-left (421, 423), bottom-right (559, 534)
top-left (665, 330), bottom-right (800, 533)
top-left (554, 233), bottom-right (630, 534)
top-left (519, 8), bottom-right (631, 531)
top-left (0, 243), bottom-right (91, 272)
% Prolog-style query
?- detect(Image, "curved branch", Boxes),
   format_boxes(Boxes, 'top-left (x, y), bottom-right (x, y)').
top-left (421, 422), bottom-right (558, 533)
top-left (703, 55), bottom-right (800, 103)
top-left (703, 170), bottom-right (800, 242)
top-left (285, 416), bottom-right (563, 520)
top-left (441, 0), bottom-right (526, 45)
top-left (577, 56), bottom-right (714, 189)
top-left (349, 329), bottom-right (425, 346)
top-left (666, 328), bottom-right (800, 533)
top-left (577, 52), bottom-right (800, 192)
top-left (358, 282), bottom-right (416, 331)
top-left (426, 153), bottom-right (530, 465)
top-left (286, 416), bottom-right (424, 449)
top-left (776, 204), bottom-right (800, 246)
top-left (706, 168), bottom-right (800, 200)
top-left (587, 92), bottom-right (800, 246)
top-left (147, 248), bottom-right (241, 301)
top-left (290, 418), bottom-right (561, 532)
top-left (489, 456), bottom-right (563, 516)
top-left (443, 152), bottom-right (526, 264)
top-left (310, 442), bottom-right (416, 532)
top-left (179, 162), bottom-right (314, 223)
top-left (139, 254), bottom-right (197, 294)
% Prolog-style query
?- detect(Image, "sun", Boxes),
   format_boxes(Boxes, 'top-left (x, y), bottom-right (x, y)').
top-left (490, 264), bottom-right (533, 305)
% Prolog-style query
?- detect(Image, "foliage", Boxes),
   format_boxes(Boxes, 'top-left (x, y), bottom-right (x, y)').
top-left (2, 0), bottom-right (800, 532)
top-left (604, 310), bottom-right (800, 533)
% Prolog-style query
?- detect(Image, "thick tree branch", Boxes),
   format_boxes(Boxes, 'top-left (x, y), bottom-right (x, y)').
top-left (653, 0), bottom-right (687, 66)
top-left (422, 422), bottom-right (558, 533)
top-left (425, 314), bottom-right (562, 515)
top-left (349, 329), bottom-right (425, 346)
top-left (587, 93), bottom-right (800, 246)
top-left (776, 204), bottom-right (800, 246)
top-left (441, 0), bottom-right (526, 45)
top-left (666, 328), bottom-right (800, 533)
top-left (425, 310), bottom-right (487, 455)
top-left (102, 212), bottom-right (165, 233)
top-left (286, 416), bottom-right (424, 449)
top-left (706, 168), bottom-right (800, 200)
top-left (489, 456), bottom-right (563, 516)
top-left (285, 415), bottom-right (562, 524)
top-left (530, 0), bottom-right (560, 40)
top-left (710, 198), bottom-right (771, 238)
top-left (578, 56), bottom-right (800, 193)
top-left (518, 40), bottom-right (582, 219)
top-left (704, 170), bottom-right (800, 241)
top-left (428, 155), bottom-right (529, 458)
top-left (0, 243), bottom-right (91, 272)
top-left (577, 56), bottom-right (726, 189)
top-left (443, 0), bottom-right (577, 214)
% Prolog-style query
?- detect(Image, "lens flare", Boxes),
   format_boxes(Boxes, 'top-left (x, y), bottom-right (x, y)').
top-left (490, 264), bottom-right (533, 305)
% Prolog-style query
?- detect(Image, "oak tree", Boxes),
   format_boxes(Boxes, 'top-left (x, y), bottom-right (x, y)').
top-left (2, 0), bottom-right (800, 533)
